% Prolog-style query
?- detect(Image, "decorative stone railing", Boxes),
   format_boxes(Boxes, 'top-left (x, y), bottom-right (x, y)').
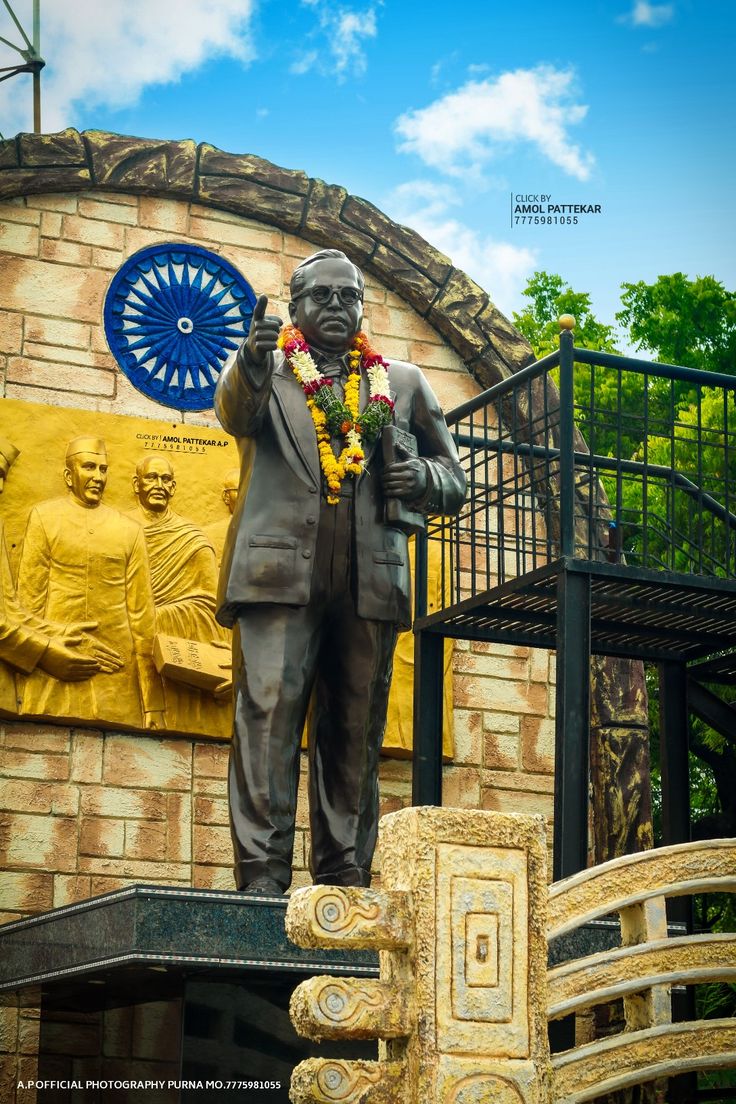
top-left (287, 807), bottom-right (552, 1103)
top-left (548, 839), bottom-right (736, 1101)
top-left (286, 809), bottom-right (736, 1103)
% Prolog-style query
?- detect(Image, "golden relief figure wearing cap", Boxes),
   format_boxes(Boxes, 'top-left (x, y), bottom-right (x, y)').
top-left (15, 437), bottom-right (165, 728)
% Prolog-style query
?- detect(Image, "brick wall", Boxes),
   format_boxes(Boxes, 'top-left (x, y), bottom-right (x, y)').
top-left (0, 186), bottom-right (554, 922)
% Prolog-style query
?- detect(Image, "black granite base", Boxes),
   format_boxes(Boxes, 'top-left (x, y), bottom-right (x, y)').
top-left (0, 886), bottom-right (379, 1104)
top-left (0, 884), bottom-right (378, 997)
top-left (33, 975), bottom-right (376, 1104)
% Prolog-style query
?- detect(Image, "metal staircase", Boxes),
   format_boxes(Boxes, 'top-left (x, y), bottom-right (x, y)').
top-left (412, 318), bottom-right (736, 877)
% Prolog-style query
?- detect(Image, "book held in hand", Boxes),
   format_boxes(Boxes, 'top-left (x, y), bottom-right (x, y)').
top-left (381, 425), bottom-right (426, 536)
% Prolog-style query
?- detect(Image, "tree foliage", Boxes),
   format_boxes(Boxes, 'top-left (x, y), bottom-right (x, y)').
top-left (513, 271), bottom-right (619, 358)
top-left (513, 271), bottom-right (645, 458)
top-left (617, 273), bottom-right (736, 376)
top-left (619, 387), bottom-right (736, 577)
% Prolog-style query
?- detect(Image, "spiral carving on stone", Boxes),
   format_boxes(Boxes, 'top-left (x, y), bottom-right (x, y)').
top-left (315, 980), bottom-right (383, 1026)
top-left (314, 1061), bottom-right (382, 1102)
top-left (314, 888), bottom-right (381, 935)
top-left (448, 1074), bottom-right (526, 1104)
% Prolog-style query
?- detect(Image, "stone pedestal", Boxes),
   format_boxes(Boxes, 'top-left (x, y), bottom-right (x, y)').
top-left (0, 886), bottom-right (378, 1103)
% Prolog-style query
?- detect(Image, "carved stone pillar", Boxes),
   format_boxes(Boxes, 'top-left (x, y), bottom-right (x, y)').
top-left (287, 806), bottom-right (552, 1104)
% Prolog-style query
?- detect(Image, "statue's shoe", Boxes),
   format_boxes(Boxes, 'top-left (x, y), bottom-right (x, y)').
top-left (241, 875), bottom-right (284, 895)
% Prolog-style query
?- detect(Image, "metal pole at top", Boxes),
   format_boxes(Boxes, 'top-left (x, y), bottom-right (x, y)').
top-left (32, 0), bottom-right (40, 132)
top-left (558, 314), bottom-right (577, 559)
top-left (0, 0), bottom-right (44, 135)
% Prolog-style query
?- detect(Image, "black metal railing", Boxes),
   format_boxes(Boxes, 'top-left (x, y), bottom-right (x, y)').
top-left (417, 329), bottom-right (736, 620)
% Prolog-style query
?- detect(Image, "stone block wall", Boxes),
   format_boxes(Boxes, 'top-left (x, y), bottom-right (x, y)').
top-left (0, 180), bottom-right (555, 923)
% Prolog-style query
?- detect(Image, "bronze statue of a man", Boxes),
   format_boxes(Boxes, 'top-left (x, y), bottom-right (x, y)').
top-left (214, 249), bottom-right (465, 894)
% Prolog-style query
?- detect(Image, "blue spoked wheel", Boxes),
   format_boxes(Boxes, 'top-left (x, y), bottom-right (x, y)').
top-left (104, 243), bottom-right (257, 411)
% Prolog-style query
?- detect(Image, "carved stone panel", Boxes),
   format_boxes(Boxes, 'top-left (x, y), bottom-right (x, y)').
top-left (437, 845), bottom-right (530, 1056)
top-left (0, 397), bottom-right (436, 750)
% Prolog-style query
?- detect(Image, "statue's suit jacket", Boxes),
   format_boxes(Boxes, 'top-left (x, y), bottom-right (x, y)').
top-left (214, 346), bottom-right (466, 630)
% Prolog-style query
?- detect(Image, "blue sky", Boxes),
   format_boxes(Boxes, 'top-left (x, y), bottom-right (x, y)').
top-left (1, 0), bottom-right (734, 341)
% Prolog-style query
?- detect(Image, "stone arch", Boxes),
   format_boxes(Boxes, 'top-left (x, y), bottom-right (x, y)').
top-left (0, 128), bottom-right (533, 389)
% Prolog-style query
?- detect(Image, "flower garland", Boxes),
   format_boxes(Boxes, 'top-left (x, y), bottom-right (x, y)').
top-left (278, 326), bottom-right (394, 504)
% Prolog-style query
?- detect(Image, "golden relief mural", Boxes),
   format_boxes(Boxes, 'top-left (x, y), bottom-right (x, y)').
top-left (0, 398), bottom-right (452, 753)
top-left (0, 400), bottom-right (235, 740)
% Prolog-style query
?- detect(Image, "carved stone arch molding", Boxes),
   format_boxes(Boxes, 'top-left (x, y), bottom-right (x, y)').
top-left (0, 127), bottom-right (652, 864)
top-left (0, 128), bottom-right (533, 390)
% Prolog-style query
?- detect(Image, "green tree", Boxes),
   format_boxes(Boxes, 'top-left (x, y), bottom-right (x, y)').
top-left (513, 271), bottom-right (645, 458)
top-left (513, 271), bottom-right (619, 359)
top-left (620, 387), bottom-right (736, 577)
top-left (617, 272), bottom-right (736, 376)
top-left (515, 268), bottom-right (736, 844)
top-left (612, 286), bottom-right (736, 841)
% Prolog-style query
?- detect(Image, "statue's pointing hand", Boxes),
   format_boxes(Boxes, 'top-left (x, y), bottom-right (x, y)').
top-left (245, 295), bottom-right (282, 365)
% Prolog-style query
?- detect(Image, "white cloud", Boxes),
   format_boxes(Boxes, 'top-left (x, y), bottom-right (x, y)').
top-left (293, 3), bottom-right (378, 79)
top-left (387, 181), bottom-right (537, 315)
top-left (0, 0), bottom-right (255, 136)
top-left (626, 1), bottom-right (674, 27)
top-left (395, 65), bottom-right (595, 182)
top-left (333, 9), bottom-right (377, 74)
top-left (289, 50), bottom-right (319, 76)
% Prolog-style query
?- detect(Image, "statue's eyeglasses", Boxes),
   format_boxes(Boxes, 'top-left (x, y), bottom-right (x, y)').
top-left (294, 285), bottom-right (363, 306)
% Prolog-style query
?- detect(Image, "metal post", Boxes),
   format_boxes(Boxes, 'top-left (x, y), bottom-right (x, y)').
top-left (32, 0), bottom-right (40, 132)
top-left (658, 661), bottom-right (691, 848)
top-left (658, 659), bottom-right (695, 1104)
top-left (412, 530), bottom-right (443, 806)
top-left (558, 320), bottom-right (576, 560)
top-left (412, 632), bottom-right (444, 806)
top-left (553, 569), bottom-right (591, 879)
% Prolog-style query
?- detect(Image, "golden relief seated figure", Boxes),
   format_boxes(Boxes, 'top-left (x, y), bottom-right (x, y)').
top-left (15, 436), bottom-right (165, 729)
top-left (127, 455), bottom-right (230, 738)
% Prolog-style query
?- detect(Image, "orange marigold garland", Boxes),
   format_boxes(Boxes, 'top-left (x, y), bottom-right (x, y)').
top-left (278, 325), bottom-right (394, 504)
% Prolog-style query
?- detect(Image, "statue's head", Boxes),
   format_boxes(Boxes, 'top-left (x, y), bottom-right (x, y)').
top-left (133, 455), bottom-right (176, 515)
top-left (221, 467), bottom-right (240, 516)
top-left (289, 249), bottom-right (364, 354)
top-left (0, 436), bottom-right (19, 494)
top-left (64, 437), bottom-right (108, 508)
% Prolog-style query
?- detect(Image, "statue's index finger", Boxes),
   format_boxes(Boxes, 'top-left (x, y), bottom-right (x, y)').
top-left (252, 294), bottom-right (269, 322)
